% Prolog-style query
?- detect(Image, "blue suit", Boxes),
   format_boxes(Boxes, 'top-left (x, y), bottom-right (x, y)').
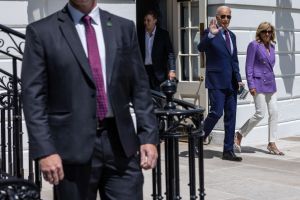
top-left (198, 29), bottom-right (241, 152)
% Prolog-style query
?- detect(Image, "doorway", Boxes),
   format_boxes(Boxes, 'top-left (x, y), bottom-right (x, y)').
top-left (136, 0), bottom-right (167, 32)
top-left (175, 0), bottom-right (207, 110)
top-left (135, 0), bottom-right (208, 110)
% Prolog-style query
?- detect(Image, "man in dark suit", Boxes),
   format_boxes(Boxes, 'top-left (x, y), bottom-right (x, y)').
top-left (21, 0), bottom-right (158, 199)
top-left (198, 6), bottom-right (243, 162)
top-left (138, 10), bottom-right (176, 91)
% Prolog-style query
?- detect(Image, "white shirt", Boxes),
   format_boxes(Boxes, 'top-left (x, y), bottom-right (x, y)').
top-left (68, 3), bottom-right (113, 117)
top-left (144, 26), bottom-right (156, 65)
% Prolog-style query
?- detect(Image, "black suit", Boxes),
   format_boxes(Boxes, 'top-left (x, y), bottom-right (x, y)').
top-left (22, 5), bottom-right (158, 200)
top-left (138, 27), bottom-right (176, 90)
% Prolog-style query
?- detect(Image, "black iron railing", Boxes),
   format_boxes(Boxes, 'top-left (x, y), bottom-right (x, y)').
top-left (151, 82), bottom-right (205, 200)
top-left (0, 24), bottom-right (41, 191)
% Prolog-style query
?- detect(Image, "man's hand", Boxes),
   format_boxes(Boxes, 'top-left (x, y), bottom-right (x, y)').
top-left (238, 82), bottom-right (245, 88)
top-left (237, 82), bottom-right (245, 92)
top-left (209, 19), bottom-right (221, 35)
top-left (39, 154), bottom-right (64, 185)
top-left (140, 144), bottom-right (158, 170)
top-left (168, 71), bottom-right (176, 80)
top-left (250, 88), bottom-right (257, 96)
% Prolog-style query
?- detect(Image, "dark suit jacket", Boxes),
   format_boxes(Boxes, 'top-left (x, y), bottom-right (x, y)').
top-left (198, 29), bottom-right (241, 90)
top-left (138, 27), bottom-right (176, 84)
top-left (21, 6), bottom-right (158, 164)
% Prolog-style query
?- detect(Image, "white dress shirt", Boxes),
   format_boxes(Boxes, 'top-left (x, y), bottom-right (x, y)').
top-left (144, 26), bottom-right (156, 65)
top-left (68, 3), bottom-right (113, 117)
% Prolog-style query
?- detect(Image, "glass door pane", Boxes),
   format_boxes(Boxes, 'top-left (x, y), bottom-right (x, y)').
top-left (177, 0), bottom-right (202, 82)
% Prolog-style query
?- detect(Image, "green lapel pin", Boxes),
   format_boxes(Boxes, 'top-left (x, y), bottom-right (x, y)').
top-left (107, 19), bottom-right (112, 27)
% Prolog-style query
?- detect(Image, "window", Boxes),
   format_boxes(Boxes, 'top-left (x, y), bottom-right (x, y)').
top-left (177, 0), bottom-right (202, 81)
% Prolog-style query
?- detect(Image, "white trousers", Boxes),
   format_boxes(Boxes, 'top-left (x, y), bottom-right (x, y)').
top-left (239, 92), bottom-right (278, 142)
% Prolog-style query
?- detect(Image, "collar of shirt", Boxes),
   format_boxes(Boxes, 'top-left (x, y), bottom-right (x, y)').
top-left (220, 27), bottom-right (231, 38)
top-left (68, 3), bottom-right (101, 25)
top-left (220, 27), bottom-right (229, 34)
top-left (220, 27), bottom-right (233, 54)
top-left (146, 26), bottom-right (157, 37)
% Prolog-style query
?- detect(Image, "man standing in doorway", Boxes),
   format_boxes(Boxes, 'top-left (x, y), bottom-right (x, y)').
top-left (138, 10), bottom-right (176, 91)
top-left (21, 0), bottom-right (158, 199)
top-left (198, 6), bottom-right (243, 161)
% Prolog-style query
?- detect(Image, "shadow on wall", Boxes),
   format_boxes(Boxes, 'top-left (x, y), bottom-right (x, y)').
top-left (27, 0), bottom-right (136, 23)
top-left (275, 0), bottom-right (295, 95)
top-left (27, 0), bottom-right (67, 23)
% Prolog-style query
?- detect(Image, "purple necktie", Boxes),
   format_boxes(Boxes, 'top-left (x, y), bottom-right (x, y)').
top-left (224, 30), bottom-right (231, 53)
top-left (82, 15), bottom-right (108, 120)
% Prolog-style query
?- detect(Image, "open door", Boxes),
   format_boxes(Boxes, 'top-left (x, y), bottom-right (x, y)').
top-left (174, 0), bottom-right (208, 112)
top-left (136, 0), bottom-right (208, 111)
top-left (136, 0), bottom-right (167, 31)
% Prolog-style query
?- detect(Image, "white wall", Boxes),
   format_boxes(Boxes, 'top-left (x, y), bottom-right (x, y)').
top-left (0, 0), bottom-right (136, 27)
top-left (208, 0), bottom-right (300, 145)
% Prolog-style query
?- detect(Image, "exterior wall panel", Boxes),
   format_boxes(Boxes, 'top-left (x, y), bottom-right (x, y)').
top-left (0, 1), bottom-right (28, 26)
top-left (230, 8), bottom-right (274, 28)
top-left (295, 54), bottom-right (300, 73)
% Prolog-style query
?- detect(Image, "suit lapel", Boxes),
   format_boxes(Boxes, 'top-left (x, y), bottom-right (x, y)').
top-left (152, 28), bottom-right (160, 57)
top-left (57, 6), bottom-right (94, 84)
top-left (218, 31), bottom-right (231, 55)
top-left (269, 45), bottom-right (275, 65)
top-left (229, 31), bottom-right (236, 55)
top-left (258, 43), bottom-right (273, 68)
top-left (100, 9), bottom-right (116, 87)
top-left (265, 45), bottom-right (273, 66)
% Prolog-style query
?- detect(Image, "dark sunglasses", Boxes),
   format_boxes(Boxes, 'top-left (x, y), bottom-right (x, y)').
top-left (220, 15), bottom-right (231, 19)
top-left (261, 30), bottom-right (272, 34)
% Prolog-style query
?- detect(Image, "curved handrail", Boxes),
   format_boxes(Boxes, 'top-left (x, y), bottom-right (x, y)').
top-left (0, 24), bottom-right (25, 61)
top-left (0, 68), bottom-right (14, 78)
top-left (0, 68), bottom-right (21, 82)
top-left (151, 90), bottom-right (204, 110)
top-left (0, 24), bottom-right (25, 39)
top-left (0, 24), bottom-right (23, 80)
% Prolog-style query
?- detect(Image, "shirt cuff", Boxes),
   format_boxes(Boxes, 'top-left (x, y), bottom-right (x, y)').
top-left (208, 32), bottom-right (216, 39)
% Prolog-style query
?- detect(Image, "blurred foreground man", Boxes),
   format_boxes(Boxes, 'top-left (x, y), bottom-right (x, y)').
top-left (21, 0), bottom-right (158, 199)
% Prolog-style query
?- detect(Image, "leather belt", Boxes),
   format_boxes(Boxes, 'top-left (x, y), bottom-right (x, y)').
top-left (96, 117), bottom-right (114, 131)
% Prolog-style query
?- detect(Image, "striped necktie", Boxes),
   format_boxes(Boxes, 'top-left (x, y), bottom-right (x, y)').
top-left (82, 15), bottom-right (108, 120)
top-left (224, 29), bottom-right (231, 53)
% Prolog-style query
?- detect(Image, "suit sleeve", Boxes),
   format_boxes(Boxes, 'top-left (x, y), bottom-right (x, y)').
top-left (21, 25), bottom-right (57, 160)
top-left (232, 34), bottom-right (242, 82)
top-left (245, 42), bottom-right (257, 90)
top-left (165, 32), bottom-right (176, 71)
top-left (128, 22), bottom-right (159, 145)
top-left (197, 29), bottom-right (211, 52)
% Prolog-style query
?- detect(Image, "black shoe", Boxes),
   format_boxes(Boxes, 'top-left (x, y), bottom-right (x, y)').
top-left (222, 151), bottom-right (242, 162)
